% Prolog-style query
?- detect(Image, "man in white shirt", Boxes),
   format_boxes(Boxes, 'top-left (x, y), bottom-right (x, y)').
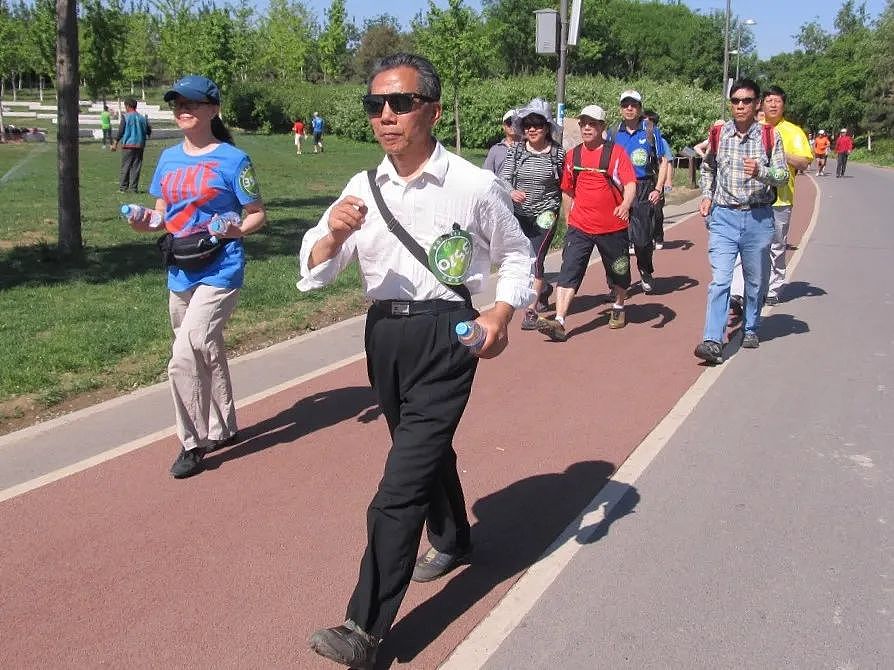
top-left (300, 53), bottom-right (533, 669)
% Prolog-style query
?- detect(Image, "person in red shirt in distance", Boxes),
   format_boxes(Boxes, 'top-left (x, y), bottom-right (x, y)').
top-left (537, 104), bottom-right (636, 341)
top-left (834, 127), bottom-right (854, 177)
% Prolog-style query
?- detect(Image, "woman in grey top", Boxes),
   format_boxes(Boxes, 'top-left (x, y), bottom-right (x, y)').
top-left (499, 98), bottom-right (565, 331)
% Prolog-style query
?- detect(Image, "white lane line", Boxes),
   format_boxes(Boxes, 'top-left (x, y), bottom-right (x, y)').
top-left (0, 353), bottom-right (366, 503)
top-left (440, 181), bottom-right (823, 670)
top-left (0, 145), bottom-right (47, 186)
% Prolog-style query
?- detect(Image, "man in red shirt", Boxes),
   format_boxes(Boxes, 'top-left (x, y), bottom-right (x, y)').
top-left (834, 127), bottom-right (854, 178)
top-left (537, 104), bottom-right (636, 341)
top-left (293, 117), bottom-right (305, 155)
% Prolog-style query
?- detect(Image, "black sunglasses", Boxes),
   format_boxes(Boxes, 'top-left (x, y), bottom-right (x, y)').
top-left (361, 92), bottom-right (435, 116)
top-left (522, 120), bottom-right (546, 129)
top-left (730, 96), bottom-right (756, 105)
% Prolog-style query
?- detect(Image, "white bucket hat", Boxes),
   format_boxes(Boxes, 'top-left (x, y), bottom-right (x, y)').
top-left (513, 97), bottom-right (561, 141)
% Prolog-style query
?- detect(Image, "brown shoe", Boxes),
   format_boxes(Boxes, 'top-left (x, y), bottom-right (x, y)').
top-left (608, 307), bottom-right (626, 329)
top-left (536, 317), bottom-right (568, 342)
top-left (411, 546), bottom-right (472, 582)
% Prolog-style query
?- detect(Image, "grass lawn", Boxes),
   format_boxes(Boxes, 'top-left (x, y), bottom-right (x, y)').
top-left (0, 134), bottom-right (488, 431)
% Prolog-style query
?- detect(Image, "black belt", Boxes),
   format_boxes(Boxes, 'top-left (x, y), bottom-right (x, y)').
top-left (716, 202), bottom-right (772, 211)
top-left (372, 299), bottom-right (468, 317)
top-left (636, 177), bottom-right (656, 182)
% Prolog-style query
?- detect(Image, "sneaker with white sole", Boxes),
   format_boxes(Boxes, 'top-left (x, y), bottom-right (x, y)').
top-left (608, 307), bottom-right (626, 329)
top-left (694, 340), bottom-right (723, 364)
top-left (521, 308), bottom-right (539, 330)
top-left (536, 317), bottom-right (568, 342)
top-left (640, 273), bottom-right (654, 293)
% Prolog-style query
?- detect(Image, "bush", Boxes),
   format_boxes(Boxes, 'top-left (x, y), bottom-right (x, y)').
top-left (222, 75), bottom-right (723, 152)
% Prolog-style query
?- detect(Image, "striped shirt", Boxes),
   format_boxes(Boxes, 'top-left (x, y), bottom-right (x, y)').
top-left (499, 142), bottom-right (565, 216)
top-left (700, 121), bottom-right (788, 207)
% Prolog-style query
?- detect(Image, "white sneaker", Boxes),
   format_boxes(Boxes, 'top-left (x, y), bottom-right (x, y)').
top-left (628, 245), bottom-right (635, 255)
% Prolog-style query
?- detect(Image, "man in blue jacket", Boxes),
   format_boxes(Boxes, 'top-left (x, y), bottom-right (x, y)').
top-left (113, 98), bottom-right (152, 192)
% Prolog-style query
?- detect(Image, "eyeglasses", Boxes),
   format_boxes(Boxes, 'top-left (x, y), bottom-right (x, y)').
top-left (620, 100), bottom-right (640, 109)
top-left (361, 92), bottom-right (434, 116)
top-left (729, 96), bottom-right (756, 106)
top-left (522, 120), bottom-right (546, 130)
top-left (578, 119), bottom-right (603, 128)
top-left (169, 99), bottom-right (211, 111)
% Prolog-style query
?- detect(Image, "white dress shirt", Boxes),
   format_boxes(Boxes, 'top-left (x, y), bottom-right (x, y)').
top-left (298, 142), bottom-right (534, 307)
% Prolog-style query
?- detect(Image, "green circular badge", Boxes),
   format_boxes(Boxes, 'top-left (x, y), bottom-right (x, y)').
top-left (535, 211), bottom-right (556, 230)
top-left (239, 163), bottom-right (261, 199)
top-left (428, 225), bottom-right (473, 285)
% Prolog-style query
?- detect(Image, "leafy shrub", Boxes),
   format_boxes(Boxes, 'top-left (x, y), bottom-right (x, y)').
top-left (224, 75), bottom-right (723, 152)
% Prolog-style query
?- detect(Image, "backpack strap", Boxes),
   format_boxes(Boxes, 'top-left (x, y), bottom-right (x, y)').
top-left (365, 169), bottom-right (473, 307)
top-left (571, 143), bottom-right (583, 189)
top-left (599, 140), bottom-right (624, 202)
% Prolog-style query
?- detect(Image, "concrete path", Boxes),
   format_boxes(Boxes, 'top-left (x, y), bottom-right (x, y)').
top-left (473, 164), bottom-right (894, 668)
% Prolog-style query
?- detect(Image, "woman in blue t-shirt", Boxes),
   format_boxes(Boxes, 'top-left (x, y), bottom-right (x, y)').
top-left (127, 75), bottom-right (267, 479)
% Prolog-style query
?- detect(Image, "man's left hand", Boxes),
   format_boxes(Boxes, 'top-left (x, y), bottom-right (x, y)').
top-left (647, 188), bottom-right (661, 204)
top-left (471, 302), bottom-right (514, 359)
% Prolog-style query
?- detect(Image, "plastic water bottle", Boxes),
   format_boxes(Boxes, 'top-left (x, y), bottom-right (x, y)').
top-left (208, 211), bottom-right (240, 243)
top-left (121, 204), bottom-right (163, 229)
top-left (455, 320), bottom-right (486, 353)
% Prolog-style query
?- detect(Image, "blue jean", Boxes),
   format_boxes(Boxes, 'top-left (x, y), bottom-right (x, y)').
top-left (703, 205), bottom-right (774, 342)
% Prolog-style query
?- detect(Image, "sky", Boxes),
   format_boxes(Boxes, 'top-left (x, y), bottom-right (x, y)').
top-left (287, 0), bottom-right (887, 60)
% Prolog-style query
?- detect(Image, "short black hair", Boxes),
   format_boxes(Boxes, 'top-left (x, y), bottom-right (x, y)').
top-left (762, 85), bottom-right (786, 103)
top-left (124, 98), bottom-right (138, 109)
top-left (368, 53), bottom-right (441, 101)
top-left (729, 78), bottom-right (760, 100)
top-left (644, 110), bottom-right (659, 124)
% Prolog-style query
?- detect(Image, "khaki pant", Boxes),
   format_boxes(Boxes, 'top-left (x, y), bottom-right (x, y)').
top-left (168, 285), bottom-right (239, 451)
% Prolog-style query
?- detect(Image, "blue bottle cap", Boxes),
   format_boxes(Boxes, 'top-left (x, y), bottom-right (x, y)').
top-left (120, 204), bottom-right (131, 215)
top-left (455, 322), bottom-right (472, 337)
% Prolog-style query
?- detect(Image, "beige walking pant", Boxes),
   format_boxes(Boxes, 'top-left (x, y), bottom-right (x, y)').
top-left (168, 285), bottom-right (239, 451)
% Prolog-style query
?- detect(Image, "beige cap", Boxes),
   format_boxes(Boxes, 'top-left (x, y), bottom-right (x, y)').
top-left (619, 90), bottom-right (642, 104)
top-left (502, 109), bottom-right (515, 123)
top-left (578, 104), bottom-right (606, 121)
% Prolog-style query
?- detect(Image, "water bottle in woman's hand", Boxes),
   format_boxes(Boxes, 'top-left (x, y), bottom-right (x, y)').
top-left (455, 320), bottom-right (487, 353)
top-left (121, 204), bottom-right (163, 229)
top-left (208, 211), bottom-right (241, 243)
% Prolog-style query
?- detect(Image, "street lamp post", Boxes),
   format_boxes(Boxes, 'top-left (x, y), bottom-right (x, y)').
top-left (735, 18), bottom-right (757, 80)
top-left (721, 0), bottom-right (731, 116)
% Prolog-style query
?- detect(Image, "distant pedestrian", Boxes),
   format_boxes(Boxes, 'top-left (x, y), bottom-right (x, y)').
top-left (100, 104), bottom-right (113, 149)
top-left (695, 78), bottom-right (788, 365)
top-left (311, 111), bottom-right (325, 153)
top-left (482, 109), bottom-right (518, 174)
top-left (126, 75), bottom-right (267, 478)
top-left (112, 98), bottom-right (152, 192)
top-left (814, 130), bottom-right (830, 176)
top-left (835, 128), bottom-right (853, 177)
top-left (499, 97), bottom-right (565, 329)
top-left (609, 90), bottom-right (668, 293)
top-left (301, 53), bottom-right (532, 670)
top-left (536, 104), bottom-right (636, 342)
top-left (694, 119), bottom-right (725, 158)
top-left (293, 117), bottom-right (305, 155)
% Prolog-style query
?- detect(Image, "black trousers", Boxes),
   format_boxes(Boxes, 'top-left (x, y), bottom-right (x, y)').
top-left (346, 302), bottom-right (478, 638)
top-left (652, 194), bottom-right (665, 243)
top-left (836, 151), bottom-right (849, 177)
top-left (119, 147), bottom-right (144, 191)
top-left (630, 179), bottom-right (656, 275)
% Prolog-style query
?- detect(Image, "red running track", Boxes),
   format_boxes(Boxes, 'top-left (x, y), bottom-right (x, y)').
top-left (0, 179), bottom-right (816, 669)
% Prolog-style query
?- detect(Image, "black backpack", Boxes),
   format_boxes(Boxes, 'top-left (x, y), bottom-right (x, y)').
top-left (569, 139), bottom-right (623, 202)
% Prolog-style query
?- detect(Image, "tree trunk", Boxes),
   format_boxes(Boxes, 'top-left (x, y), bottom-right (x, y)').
top-left (39, 75), bottom-right (44, 103)
top-left (453, 87), bottom-right (461, 154)
top-left (56, 0), bottom-right (82, 257)
top-left (11, 72), bottom-right (17, 101)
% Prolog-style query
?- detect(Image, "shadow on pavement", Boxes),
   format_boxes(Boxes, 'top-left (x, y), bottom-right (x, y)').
top-left (657, 239), bottom-right (694, 251)
top-left (755, 313), bottom-right (810, 343)
top-left (646, 274), bottom-right (699, 296)
top-left (203, 386), bottom-right (381, 470)
top-left (782, 280), bottom-right (827, 302)
top-left (376, 461), bottom-right (639, 667)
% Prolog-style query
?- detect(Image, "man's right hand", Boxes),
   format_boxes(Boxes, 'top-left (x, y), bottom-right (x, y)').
top-left (327, 196), bottom-right (368, 243)
top-left (698, 197), bottom-right (712, 218)
top-left (510, 190), bottom-right (527, 204)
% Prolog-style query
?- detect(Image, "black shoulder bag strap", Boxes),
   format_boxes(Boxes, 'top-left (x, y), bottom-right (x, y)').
top-left (599, 140), bottom-right (624, 202)
top-left (366, 169), bottom-right (473, 307)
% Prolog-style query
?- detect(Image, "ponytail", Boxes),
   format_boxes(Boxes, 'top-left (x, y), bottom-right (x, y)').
top-left (211, 115), bottom-right (234, 145)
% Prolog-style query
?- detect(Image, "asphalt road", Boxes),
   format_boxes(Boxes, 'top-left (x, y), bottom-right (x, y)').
top-left (481, 164), bottom-right (893, 669)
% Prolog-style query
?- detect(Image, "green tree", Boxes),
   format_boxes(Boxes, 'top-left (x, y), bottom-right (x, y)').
top-left (481, 0), bottom-right (542, 76)
top-left (414, 0), bottom-right (493, 152)
top-left (352, 15), bottom-right (411, 79)
top-left (794, 20), bottom-right (832, 53)
top-left (257, 0), bottom-right (314, 82)
top-left (80, 0), bottom-right (126, 101)
top-left (865, 0), bottom-right (894, 134)
top-left (318, 0), bottom-right (350, 83)
top-left (30, 0), bottom-right (56, 100)
top-left (121, 8), bottom-right (158, 98)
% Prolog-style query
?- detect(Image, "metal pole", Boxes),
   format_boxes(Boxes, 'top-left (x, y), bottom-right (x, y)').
top-left (735, 29), bottom-right (742, 80)
top-left (556, 0), bottom-right (568, 143)
top-left (721, 0), bottom-right (731, 117)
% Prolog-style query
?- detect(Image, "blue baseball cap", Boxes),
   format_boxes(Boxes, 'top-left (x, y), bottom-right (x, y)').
top-left (163, 75), bottom-right (220, 104)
